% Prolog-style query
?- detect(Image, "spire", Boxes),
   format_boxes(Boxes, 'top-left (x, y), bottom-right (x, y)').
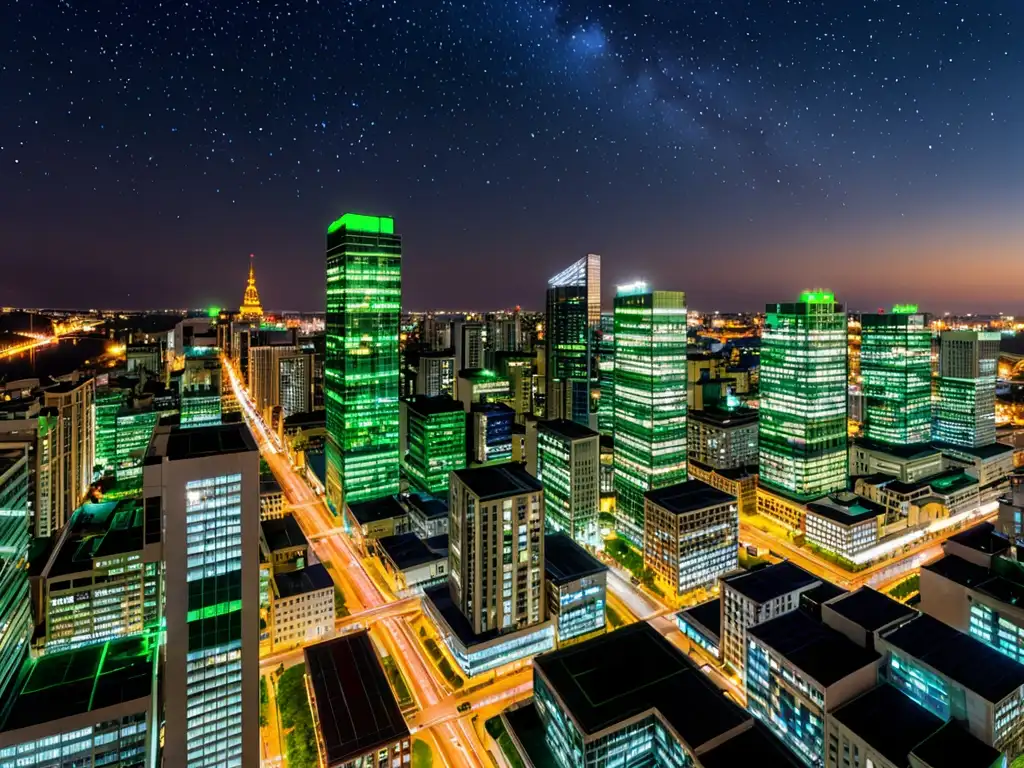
top-left (239, 253), bottom-right (264, 321)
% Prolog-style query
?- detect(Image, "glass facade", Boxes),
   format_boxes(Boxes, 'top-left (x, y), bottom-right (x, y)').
top-left (759, 291), bottom-right (848, 501)
top-left (181, 354), bottom-right (223, 430)
top-left (861, 309), bottom-right (932, 445)
top-left (887, 651), bottom-right (963, 722)
top-left (553, 579), bottom-right (605, 644)
top-left (933, 331), bottom-right (999, 448)
top-left (0, 451), bottom-right (30, 713)
top-left (325, 213), bottom-right (401, 513)
top-left (597, 312), bottom-right (615, 438)
top-left (0, 713), bottom-right (149, 768)
top-left (546, 254), bottom-right (601, 426)
top-left (184, 474), bottom-right (245, 766)
top-left (94, 388), bottom-right (126, 477)
top-left (444, 622), bottom-right (554, 677)
top-left (537, 428), bottom-right (599, 547)
top-left (612, 286), bottom-right (688, 548)
top-left (404, 400), bottom-right (466, 496)
top-left (114, 409), bottom-right (159, 482)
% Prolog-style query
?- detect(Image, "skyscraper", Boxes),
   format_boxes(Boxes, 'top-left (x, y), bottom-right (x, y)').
top-left (94, 386), bottom-right (126, 477)
top-left (145, 422), bottom-right (259, 767)
top-left (759, 291), bottom-right (848, 503)
top-left (861, 306), bottom-right (932, 446)
top-left (545, 254), bottom-right (600, 427)
top-left (402, 395), bottom-right (466, 496)
top-left (43, 377), bottom-right (95, 536)
top-left (612, 284), bottom-right (688, 547)
top-left (934, 330), bottom-right (1000, 448)
top-left (0, 446), bottom-right (30, 720)
top-left (597, 311), bottom-right (615, 438)
top-left (324, 213), bottom-right (402, 513)
top-left (537, 419), bottom-right (600, 547)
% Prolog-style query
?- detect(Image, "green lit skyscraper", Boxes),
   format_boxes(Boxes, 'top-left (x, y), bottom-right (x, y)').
top-left (402, 395), bottom-right (466, 497)
top-left (861, 305), bottom-right (932, 446)
top-left (325, 213), bottom-right (401, 513)
top-left (759, 291), bottom-right (848, 501)
top-left (612, 284), bottom-right (688, 548)
top-left (934, 330), bottom-right (1000, 448)
top-left (546, 254), bottom-right (600, 427)
top-left (94, 387), bottom-right (125, 477)
top-left (0, 447), bottom-right (30, 720)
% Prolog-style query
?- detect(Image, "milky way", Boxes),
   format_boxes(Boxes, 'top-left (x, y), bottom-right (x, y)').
top-left (1, 1), bottom-right (1021, 312)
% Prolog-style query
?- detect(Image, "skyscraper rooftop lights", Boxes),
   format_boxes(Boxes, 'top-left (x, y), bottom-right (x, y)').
top-left (326, 212), bottom-right (395, 235)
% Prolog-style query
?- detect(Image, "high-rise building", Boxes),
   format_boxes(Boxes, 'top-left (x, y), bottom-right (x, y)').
top-left (248, 345), bottom-right (313, 418)
top-left (145, 422), bottom-right (259, 767)
top-left (612, 284), bottom-right (688, 548)
top-left (179, 349), bottom-right (222, 428)
top-left (758, 291), bottom-right (847, 504)
top-left (402, 396), bottom-right (466, 496)
top-left (860, 306), bottom-right (932, 446)
top-left (94, 386), bottom-right (126, 476)
top-left (934, 330), bottom-right (1000, 448)
top-left (545, 254), bottom-right (600, 426)
top-left (453, 320), bottom-right (485, 372)
top-left (537, 419), bottom-right (600, 547)
top-left (324, 213), bottom-right (402, 512)
top-left (469, 402), bottom-right (515, 464)
top-left (43, 377), bottom-right (95, 536)
top-left (0, 446), bottom-right (30, 718)
top-left (114, 405), bottom-right (159, 483)
top-left (597, 311), bottom-right (615, 438)
top-left (414, 350), bottom-right (456, 398)
top-left (0, 400), bottom-right (57, 538)
top-left (238, 253), bottom-right (264, 322)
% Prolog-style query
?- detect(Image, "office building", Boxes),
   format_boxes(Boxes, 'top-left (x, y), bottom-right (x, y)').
top-left (179, 348), bottom-right (222, 428)
top-left (376, 532), bottom-right (449, 592)
top-left (688, 460), bottom-right (758, 516)
top-left (304, 631), bottom-right (411, 768)
top-left (597, 311), bottom-right (615, 437)
top-left (537, 419), bottom-right (600, 547)
top-left (747, 609), bottom-right (881, 766)
top-left (677, 598), bottom-right (722, 660)
top-left (454, 320), bottom-right (485, 372)
top-left (399, 492), bottom-right (449, 537)
top-left (934, 330), bottom-right (1000, 448)
top-left (612, 284), bottom-right (688, 547)
top-left (259, 514), bottom-right (310, 573)
top-left (688, 406), bottom-right (758, 470)
top-left (269, 563), bottom-right (334, 650)
top-left (402, 395), bottom-right (466, 496)
top-left (545, 254), bottom-right (600, 426)
top-left (803, 494), bottom-right (886, 562)
top-left (94, 386), bottom-right (126, 476)
top-left (38, 498), bottom-right (161, 654)
top-left (127, 342), bottom-right (162, 376)
top-left (144, 422), bottom-right (259, 767)
top-left (0, 399), bottom-right (57, 538)
top-left (43, 377), bottom-right (95, 536)
top-left (758, 291), bottom-right (847, 509)
top-left (114, 405), bottom-right (159, 483)
top-left (544, 532), bottom-right (607, 646)
top-left (248, 345), bottom-right (314, 418)
top-left (0, 633), bottom-right (160, 767)
top-left (414, 350), bottom-right (456, 397)
top-left (720, 561), bottom-right (822, 681)
top-left (644, 480), bottom-right (738, 597)
top-left (457, 368), bottom-right (512, 411)
top-left (505, 356), bottom-right (534, 424)
top-left (469, 402), bottom-right (515, 464)
top-left (424, 463), bottom-right (554, 675)
top-left (325, 213), bottom-right (402, 513)
top-left (860, 306), bottom-right (932, 446)
top-left (849, 437), bottom-right (943, 483)
top-left (0, 447), bottom-right (30, 716)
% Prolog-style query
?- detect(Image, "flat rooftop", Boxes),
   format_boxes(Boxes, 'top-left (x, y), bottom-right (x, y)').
top-left (688, 407), bottom-right (758, 429)
top-left (722, 561), bottom-right (819, 604)
top-left (946, 521), bottom-right (1010, 556)
top-left (853, 437), bottom-right (940, 461)
top-left (377, 532), bottom-right (448, 571)
top-left (1, 632), bottom-right (156, 733)
top-left (405, 395), bottom-right (466, 417)
top-left (401, 492), bottom-right (448, 521)
top-left (304, 631), bottom-right (410, 766)
top-left (147, 421), bottom-right (256, 462)
top-left (260, 477), bottom-right (282, 495)
top-left (910, 720), bottom-right (1004, 768)
top-left (47, 499), bottom-right (145, 578)
top-left (824, 587), bottom-right (917, 633)
top-left (274, 563), bottom-right (334, 599)
top-left (423, 583), bottom-right (503, 646)
top-left (678, 598), bottom-right (721, 641)
top-left (933, 440), bottom-right (1015, 460)
top-left (830, 684), bottom-right (943, 767)
top-left (283, 410), bottom-right (326, 428)
top-left (698, 722), bottom-right (804, 768)
top-left (260, 515), bottom-right (308, 552)
top-left (538, 418), bottom-right (599, 442)
top-left (880, 613), bottom-right (1024, 703)
top-left (543, 533), bottom-right (607, 585)
top-left (503, 703), bottom-right (560, 768)
top-left (645, 479), bottom-right (735, 515)
top-left (924, 469), bottom-right (978, 495)
top-left (924, 553), bottom-right (1024, 611)
top-left (806, 493), bottom-right (886, 525)
top-left (534, 622), bottom-right (749, 748)
top-left (749, 610), bottom-right (879, 687)
top-left (452, 463), bottom-right (543, 500)
top-left (347, 495), bottom-right (406, 525)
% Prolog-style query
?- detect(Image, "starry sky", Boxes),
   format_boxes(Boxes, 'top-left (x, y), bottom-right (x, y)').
top-left (2, 1), bottom-right (1023, 313)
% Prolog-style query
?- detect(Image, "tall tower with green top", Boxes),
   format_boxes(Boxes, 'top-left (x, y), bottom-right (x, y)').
top-left (612, 283), bottom-right (688, 548)
top-left (861, 305), bottom-right (932, 446)
top-left (325, 213), bottom-right (402, 513)
top-left (759, 290), bottom-right (848, 501)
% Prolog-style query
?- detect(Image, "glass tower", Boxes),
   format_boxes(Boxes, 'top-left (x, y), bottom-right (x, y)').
top-left (115, 407), bottom-right (159, 483)
top-left (861, 306), bottom-right (932, 446)
top-left (933, 330), bottom-right (1000, 448)
top-left (612, 284), bottom-right (688, 548)
top-left (403, 396), bottom-right (466, 496)
top-left (94, 388), bottom-right (125, 477)
top-left (597, 312), bottom-right (615, 438)
top-left (325, 213), bottom-right (402, 513)
top-left (545, 254), bottom-right (600, 427)
top-left (759, 291), bottom-right (848, 501)
top-left (0, 448), bottom-right (30, 719)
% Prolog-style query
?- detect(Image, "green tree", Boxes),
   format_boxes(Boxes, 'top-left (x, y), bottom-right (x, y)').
top-left (412, 739), bottom-right (434, 768)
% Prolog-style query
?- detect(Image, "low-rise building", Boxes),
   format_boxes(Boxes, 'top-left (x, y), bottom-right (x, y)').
top-left (376, 532), bottom-right (448, 592)
top-left (689, 460), bottom-right (758, 516)
top-left (677, 598), bottom-right (721, 660)
top-left (804, 495), bottom-right (884, 561)
top-left (260, 477), bottom-right (286, 519)
top-left (937, 440), bottom-right (1016, 504)
top-left (346, 495), bottom-right (410, 546)
top-left (259, 514), bottom-right (310, 573)
top-left (687, 406), bottom-right (758, 469)
top-left (820, 586), bottom-right (916, 652)
top-left (304, 631), bottom-right (411, 768)
top-left (399, 492), bottom-right (449, 537)
top-left (644, 480), bottom-right (738, 596)
top-left (543, 532), bottom-right (607, 647)
top-left (270, 563), bottom-right (335, 650)
top-left (849, 437), bottom-right (943, 483)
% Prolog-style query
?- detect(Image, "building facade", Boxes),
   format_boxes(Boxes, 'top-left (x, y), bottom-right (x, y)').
top-left (43, 378), bottom-right (95, 535)
top-left (545, 254), bottom-right (601, 426)
top-left (0, 447), bottom-right (30, 717)
top-left (402, 396), bottom-right (466, 496)
top-left (537, 419), bottom-right (600, 548)
top-left (934, 331), bottom-right (1000, 448)
top-left (687, 407), bottom-right (758, 470)
top-left (325, 213), bottom-right (402, 512)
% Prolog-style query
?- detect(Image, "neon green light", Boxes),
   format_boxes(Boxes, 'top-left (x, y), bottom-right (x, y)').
top-left (327, 212), bottom-right (395, 235)
top-left (207, 306), bottom-right (221, 318)
top-left (892, 304), bottom-right (919, 314)
top-left (617, 281), bottom-right (648, 296)
top-left (187, 599), bottom-right (242, 623)
top-left (800, 290), bottom-right (835, 304)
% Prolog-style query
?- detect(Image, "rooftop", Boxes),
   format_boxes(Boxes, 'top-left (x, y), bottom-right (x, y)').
top-left (347, 495), bottom-right (407, 525)
top-left (424, 582), bottom-right (504, 646)
top-left (377, 532), bottom-right (449, 571)
top-left (946, 521), bottom-right (1010, 556)
top-left (273, 563), bottom-right (334, 599)
top-left (1, 632), bottom-right (156, 733)
top-left (933, 440), bottom-right (1015, 461)
top-left (722, 561), bottom-right (820, 604)
top-left (800, 581), bottom-right (848, 607)
top-left (538, 418), bottom-right (599, 442)
top-left (543, 533), bottom-right (607, 585)
top-left (260, 477), bottom-right (282, 496)
top-left (824, 587), bottom-right (917, 632)
top-left (400, 492), bottom-right (449, 521)
top-left (698, 722), bottom-right (804, 768)
top-left (853, 436), bottom-right (940, 461)
top-left (534, 622), bottom-right (749, 748)
top-left (880, 613), bottom-right (1024, 702)
top-left (806, 493), bottom-right (886, 525)
top-left (748, 610), bottom-right (880, 687)
top-left (924, 469), bottom-right (978, 495)
top-left (304, 631), bottom-right (409, 766)
top-left (688, 407), bottom-right (759, 428)
top-left (147, 422), bottom-right (256, 462)
top-left (503, 704), bottom-right (560, 768)
top-left (678, 598), bottom-right (721, 641)
top-left (829, 684), bottom-right (943, 767)
top-left (260, 515), bottom-right (308, 553)
top-left (644, 479), bottom-right (735, 515)
top-left (452, 463), bottom-right (543, 501)
top-left (405, 395), bottom-right (466, 417)
top-left (47, 499), bottom-right (145, 578)
top-left (909, 720), bottom-right (1004, 768)
top-left (283, 410), bottom-right (326, 428)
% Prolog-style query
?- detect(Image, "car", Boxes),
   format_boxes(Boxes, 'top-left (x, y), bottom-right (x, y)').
top-left (457, 702), bottom-right (472, 713)
top-left (630, 576), bottom-right (641, 586)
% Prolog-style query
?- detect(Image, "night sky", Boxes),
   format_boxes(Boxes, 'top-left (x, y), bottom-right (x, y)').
top-left (2, 1), bottom-right (1022, 313)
